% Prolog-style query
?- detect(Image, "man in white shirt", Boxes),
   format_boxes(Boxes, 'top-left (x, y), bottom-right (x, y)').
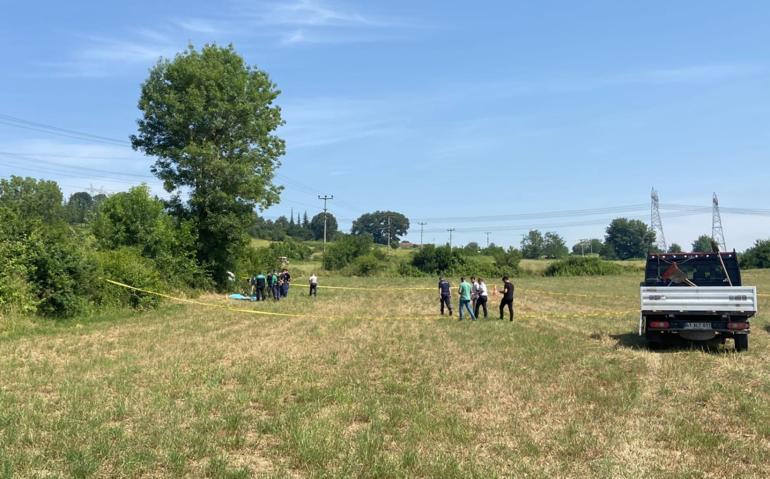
top-left (309, 273), bottom-right (318, 297)
top-left (474, 277), bottom-right (489, 319)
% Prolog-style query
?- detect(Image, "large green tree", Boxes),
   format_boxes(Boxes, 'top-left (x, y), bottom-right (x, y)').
top-left (604, 218), bottom-right (656, 260)
top-left (65, 191), bottom-right (95, 224)
top-left (131, 44), bottom-right (285, 286)
top-left (543, 232), bottom-right (568, 259)
top-left (692, 234), bottom-right (716, 253)
top-left (310, 212), bottom-right (338, 241)
top-left (521, 229), bottom-right (545, 259)
top-left (351, 211), bottom-right (409, 246)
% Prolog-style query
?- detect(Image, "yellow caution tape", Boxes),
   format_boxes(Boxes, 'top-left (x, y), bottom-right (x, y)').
top-left (102, 278), bottom-right (297, 317)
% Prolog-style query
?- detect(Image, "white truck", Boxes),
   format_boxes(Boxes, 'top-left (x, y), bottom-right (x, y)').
top-left (639, 252), bottom-right (757, 351)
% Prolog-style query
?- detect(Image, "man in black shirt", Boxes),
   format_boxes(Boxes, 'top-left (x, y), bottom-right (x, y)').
top-left (438, 276), bottom-right (453, 316)
top-left (499, 276), bottom-right (515, 321)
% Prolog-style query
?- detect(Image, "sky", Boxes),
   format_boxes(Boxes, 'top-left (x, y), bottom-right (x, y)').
top-left (1, 0), bottom-right (769, 250)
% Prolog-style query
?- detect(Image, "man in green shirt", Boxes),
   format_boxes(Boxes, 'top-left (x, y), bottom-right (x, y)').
top-left (458, 277), bottom-right (476, 321)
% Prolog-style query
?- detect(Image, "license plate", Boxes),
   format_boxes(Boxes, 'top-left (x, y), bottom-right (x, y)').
top-left (684, 322), bottom-right (712, 330)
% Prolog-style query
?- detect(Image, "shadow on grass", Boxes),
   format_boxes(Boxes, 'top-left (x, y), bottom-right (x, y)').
top-left (610, 332), bottom-right (736, 354)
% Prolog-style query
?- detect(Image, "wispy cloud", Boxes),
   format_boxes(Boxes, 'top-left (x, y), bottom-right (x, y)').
top-left (612, 64), bottom-right (767, 85)
top-left (39, 30), bottom-right (180, 78)
top-left (46, 1), bottom-right (416, 77)
top-left (246, 0), bottom-right (385, 27)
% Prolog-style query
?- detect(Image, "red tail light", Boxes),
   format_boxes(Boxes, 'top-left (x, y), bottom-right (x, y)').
top-left (649, 320), bottom-right (670, 329)
top-left (727, 322), bottom-right (749, 330)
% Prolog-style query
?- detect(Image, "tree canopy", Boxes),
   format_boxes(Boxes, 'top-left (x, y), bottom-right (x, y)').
top-left (692, 234), bottom-right (716, 253)
top-left (131, 44), bottom-right (285, 286)
top-left (351, 211), bottom-right (409, 246)
top-left (310, 212), bottom-right (338, 241)
top-left (572, 238), bottom-right (604, 256)
top-left (604, 218), bottom-right (656, 260)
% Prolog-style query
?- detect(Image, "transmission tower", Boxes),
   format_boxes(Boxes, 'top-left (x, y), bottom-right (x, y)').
top-left (650, 188), bottom-right (668, 252)
top-left (712, 193), bottom-right (726, 251)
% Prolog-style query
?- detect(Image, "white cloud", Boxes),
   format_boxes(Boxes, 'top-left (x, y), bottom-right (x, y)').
top-left (240, 0), bottom-right (387, 28)
top-left (612, 64), bottom-right (767, 85)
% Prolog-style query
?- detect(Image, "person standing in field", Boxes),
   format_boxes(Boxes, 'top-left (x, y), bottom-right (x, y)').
top-left (458, 277), bottom-right (476, 321)
top-left (309, 273), bottom-right (318, 297)
top-left (255, 272), bottom-right (266, 301)
top-left (475, 277), bottom-right (489, 319)
top-left (470, 276), bottom-right (479, 311)
top-left (281, 268), bottom-right (291, 297)
top-left (271, 270), bottom-right (280, 301)
top-left (438, 276), bottom-right (453, 316)
top-left (499, 276), bottom-right (515, 321)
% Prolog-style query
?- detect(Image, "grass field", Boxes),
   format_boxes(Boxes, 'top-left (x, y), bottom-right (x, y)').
top-left (1, 270), bottom-right (769, 478)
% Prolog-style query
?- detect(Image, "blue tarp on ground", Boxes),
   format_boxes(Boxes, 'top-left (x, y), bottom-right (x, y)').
top-left (228, 293), bottom-right (255, 301)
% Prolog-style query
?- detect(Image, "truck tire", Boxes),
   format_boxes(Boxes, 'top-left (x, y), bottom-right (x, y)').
top-left (735, 334), bottom-right (748, 352)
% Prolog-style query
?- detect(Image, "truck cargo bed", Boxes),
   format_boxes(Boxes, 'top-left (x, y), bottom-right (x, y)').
top-left (640, 286), bottom-right (757, 315)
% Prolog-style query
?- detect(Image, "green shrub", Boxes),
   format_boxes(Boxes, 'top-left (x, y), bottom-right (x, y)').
top-left (97, 247), bottom-right (164, 310)
top-left (323, 235), bottom-right (373, 270)
top-left (412, 245), bottom-right (464, 274)
top-left (26, 228), bottom-right (99, 317)
top-left (544, 257), bottom-right (625, 277)
top-left (266, 238), bottom-right (312, 261)
top-left (739, 239), bottom-right (770, 269)
top-left (0, 238), bottom-right (37, 314)
top-left (347, 254), bottom-right (385, 276)
top-left (397, 260), bottom-right (426, 277)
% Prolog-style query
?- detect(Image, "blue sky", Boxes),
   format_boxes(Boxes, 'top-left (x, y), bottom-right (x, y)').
top-left (1, 0), bottom-right (769, 250)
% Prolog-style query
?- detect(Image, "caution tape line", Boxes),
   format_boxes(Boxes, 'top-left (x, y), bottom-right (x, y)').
top-left (102, 278), bottom-right (297, 317)
top-left (103, 278), bottom-right (759, 321)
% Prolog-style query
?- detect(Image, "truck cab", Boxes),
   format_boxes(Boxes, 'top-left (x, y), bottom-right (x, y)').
top-left (639, 252), bottom-right (757, 351)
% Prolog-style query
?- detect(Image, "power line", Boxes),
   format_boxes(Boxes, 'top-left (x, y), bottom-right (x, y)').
top-left (0, 114), bottom-right (131, 147)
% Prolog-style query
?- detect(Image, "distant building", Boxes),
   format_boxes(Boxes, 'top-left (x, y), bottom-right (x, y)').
top-left (399, 241), bottom-right (418, 248)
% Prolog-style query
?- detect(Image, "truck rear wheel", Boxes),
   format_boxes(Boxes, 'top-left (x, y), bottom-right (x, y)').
top-left (735, 334), bottom-right (748, 352)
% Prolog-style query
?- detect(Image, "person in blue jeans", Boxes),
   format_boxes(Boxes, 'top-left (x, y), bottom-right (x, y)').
top-left (457, 277), bottom-right (476, 321)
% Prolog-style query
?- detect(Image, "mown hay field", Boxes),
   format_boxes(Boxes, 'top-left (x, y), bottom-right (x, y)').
top-left (1, 270), bottom-right (769, 478)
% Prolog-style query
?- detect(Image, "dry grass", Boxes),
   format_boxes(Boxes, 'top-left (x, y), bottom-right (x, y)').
top-left (1, 270), bottom-right (769, 478)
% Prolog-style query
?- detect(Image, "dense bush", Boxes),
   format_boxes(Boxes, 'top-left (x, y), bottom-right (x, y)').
top-left (740, 240), bottom-right (770, 269)
top-left (323, 235), bottom-right (373, 270)
top-left (0, 223), bottom-right (36, 314)
top-left (97, 247), bottom-right (164, 310)
top-left (266, 238), bottom-right (312, 261)
top-left (347, 254), bottom-right (385, 276)
top-left (411, 245), bottom-right (465, 274)
top-left (490, 247), bottom-right (522, 274)
top-left (26, 227), bottom-right (100, 317)
top-left (92, 185), bottom-right (207, 289)
top-left (544, 257), bottom-right (626, 277)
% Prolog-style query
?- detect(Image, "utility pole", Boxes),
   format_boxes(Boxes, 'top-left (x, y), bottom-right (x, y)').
top-left (318, 194), bottom-right (334, 253)
top-left (447, 228), bottom-right (455, 248)
top-left (579, 238), bottom-right (590, 256)
top-left (417, 222), bottom-right (427, 247)
top-left (387, 215), bottom-right (392, 252)
top-left (485, 232), bottom-right (491, 247)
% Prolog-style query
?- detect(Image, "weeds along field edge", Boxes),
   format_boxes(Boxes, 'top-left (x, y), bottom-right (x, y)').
top-left (0, 270), bottom-right (768, 477)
